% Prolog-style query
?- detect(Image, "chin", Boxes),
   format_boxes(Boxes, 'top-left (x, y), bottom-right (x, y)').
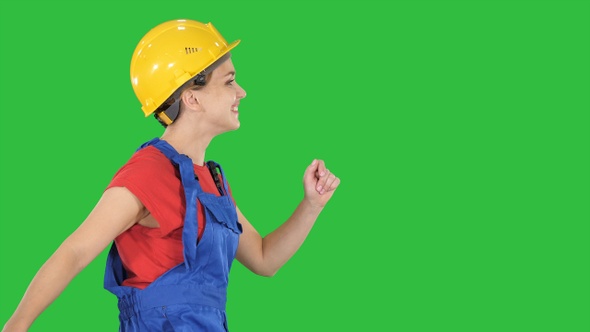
top-left (222, 123), bottom-right (240, 134)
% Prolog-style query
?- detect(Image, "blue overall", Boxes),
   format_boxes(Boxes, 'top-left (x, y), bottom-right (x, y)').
top-left (104, 138), bottom-right (242, 331)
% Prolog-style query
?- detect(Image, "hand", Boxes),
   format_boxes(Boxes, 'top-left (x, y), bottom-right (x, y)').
top-left (303, 159), bottom-right (341, 208)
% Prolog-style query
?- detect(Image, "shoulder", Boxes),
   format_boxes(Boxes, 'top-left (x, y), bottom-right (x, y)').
top-left (130, 145), bottom-right (172, 166)
top-left (123, 146), bottom-right (175, 173)
top-left (110, 145), bottom-right (178, 184)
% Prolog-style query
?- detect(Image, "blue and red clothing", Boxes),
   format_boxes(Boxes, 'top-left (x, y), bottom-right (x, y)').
top-left (106, 145), bottom-right (231, 289)
top-left (104, 138), bottom-right (242, 331)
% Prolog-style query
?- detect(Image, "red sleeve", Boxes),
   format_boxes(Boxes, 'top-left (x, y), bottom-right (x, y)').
top-left (106, 146), bottom-right (185, 237)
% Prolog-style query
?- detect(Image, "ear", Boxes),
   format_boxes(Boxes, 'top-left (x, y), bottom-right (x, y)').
top-left (180, 89), bottom-right (201, 110)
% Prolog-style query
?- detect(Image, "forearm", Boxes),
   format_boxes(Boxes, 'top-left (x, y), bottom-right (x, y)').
top-left (3, 242), bottom-right (84, 331)
top-left (236, 159), bottom-right (340, 277)
top-left (260, 199), bottom-right (323, 276)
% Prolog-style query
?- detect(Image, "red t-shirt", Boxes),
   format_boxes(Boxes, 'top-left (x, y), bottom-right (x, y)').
top-left (106, 145), bottom-right (230, 289)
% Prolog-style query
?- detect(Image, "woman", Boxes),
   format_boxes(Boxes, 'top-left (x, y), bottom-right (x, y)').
top-left (3, 19), bottom-right (340, 331)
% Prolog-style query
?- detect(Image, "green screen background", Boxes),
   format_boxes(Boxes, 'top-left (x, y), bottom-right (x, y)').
top-left (1, 0), bottom-right (589, 331)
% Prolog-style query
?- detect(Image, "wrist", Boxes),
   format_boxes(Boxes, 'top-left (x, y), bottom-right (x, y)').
top-left (301, 197), bottom-right (325, 214)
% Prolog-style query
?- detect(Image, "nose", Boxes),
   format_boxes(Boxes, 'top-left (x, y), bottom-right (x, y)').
top-left (236, 81), bottom-right (246, 99)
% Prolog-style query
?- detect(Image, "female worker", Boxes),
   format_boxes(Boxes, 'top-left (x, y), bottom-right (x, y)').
top-left (3, 19), bottom-right (340, 331)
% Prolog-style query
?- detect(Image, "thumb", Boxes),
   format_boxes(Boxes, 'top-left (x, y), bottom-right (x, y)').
top-left (303, 159), bottom-right (319, 184)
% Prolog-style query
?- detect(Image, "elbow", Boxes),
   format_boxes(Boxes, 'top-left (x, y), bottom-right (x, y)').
top-left (260, 271), bottom-right (277, 278)
top-left (259, 272), bottom-right (277, 278)
top-left (255, 266), bottom-right (279, 278)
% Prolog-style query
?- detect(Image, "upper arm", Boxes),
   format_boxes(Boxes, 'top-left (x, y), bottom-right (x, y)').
top-left (62, 186), bottom-right (145, 269)
top-left (235, 206), bottom-right (265, 274)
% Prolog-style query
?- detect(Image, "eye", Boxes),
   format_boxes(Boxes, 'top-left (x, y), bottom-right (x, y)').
top-left (226, 79), bottom-right (235, 85)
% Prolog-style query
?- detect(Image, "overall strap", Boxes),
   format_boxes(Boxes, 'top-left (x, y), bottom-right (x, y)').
top-left (142, 138), bottom-right (201, 270)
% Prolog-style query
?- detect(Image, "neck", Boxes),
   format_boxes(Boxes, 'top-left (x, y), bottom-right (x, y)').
top-left (160, 126), bottom-right (213, 166)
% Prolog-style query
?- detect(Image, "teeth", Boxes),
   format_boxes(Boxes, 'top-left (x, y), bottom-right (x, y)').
top-left (232, 107), bottom-right (238, 112)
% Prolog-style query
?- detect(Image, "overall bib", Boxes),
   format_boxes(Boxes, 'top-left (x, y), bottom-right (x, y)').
top-left (104, 138), bottom-right (243, 331)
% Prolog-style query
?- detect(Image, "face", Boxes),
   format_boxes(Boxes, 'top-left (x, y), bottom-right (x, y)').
top-left (190, 58), bottom-right (246, 135)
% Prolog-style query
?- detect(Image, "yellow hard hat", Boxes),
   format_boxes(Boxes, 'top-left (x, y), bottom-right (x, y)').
top-left (130, 19), bottom-right (240, 124)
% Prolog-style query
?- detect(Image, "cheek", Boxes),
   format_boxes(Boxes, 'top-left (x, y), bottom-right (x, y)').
top-left (205, 89), bottom-right (236, 112)
top-left (225, 92), bottom-right (237, 106)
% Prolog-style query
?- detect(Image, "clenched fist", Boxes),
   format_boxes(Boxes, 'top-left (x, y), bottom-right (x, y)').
top-left (303, 159), bottom-right (340, 208)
